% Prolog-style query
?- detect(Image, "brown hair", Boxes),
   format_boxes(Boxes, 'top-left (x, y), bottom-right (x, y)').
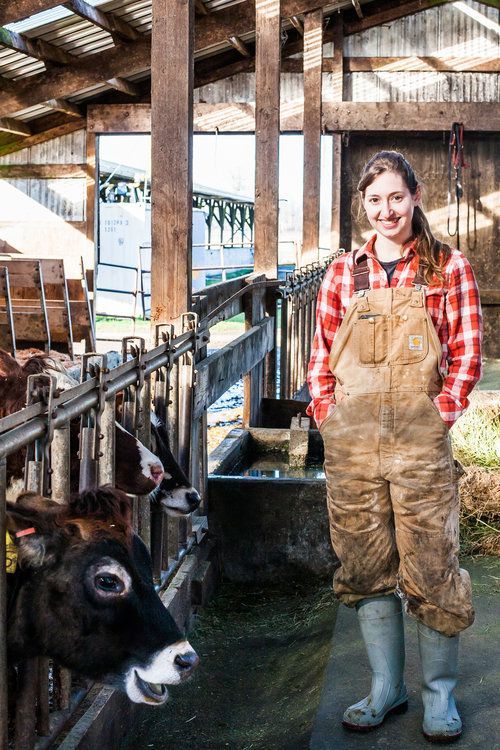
top-left (357, 151), bottom-right (451, 283)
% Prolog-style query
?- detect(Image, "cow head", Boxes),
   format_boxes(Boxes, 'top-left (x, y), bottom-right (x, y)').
top-left (6, 487), bottom-right (199, 704)
top-left (149, 414), bottom-right (201, 516)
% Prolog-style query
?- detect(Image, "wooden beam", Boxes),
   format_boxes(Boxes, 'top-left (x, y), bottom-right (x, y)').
top-left (0, 26), bottom-right (73, 65)
top-left (64, 1), bottom-right (139, 43)
top-left (106, 77), bottom-right (141, 96)
top-left (0, 1), bottom-right (61, 26)
top-left (0, 118), bottom-right (85, 157)
top-left (150, 0), bottom-right (194, 325)
top-left (344, 0), bottom-right (453, 35)
top-left (0, 163), bottom-right (87, 178)
top-left (302, 8), bottom-right (323, 265)
top-left (228, 35), bottom-right (251, 58)
top-left (0, 118), bottom-right (31, 136)
top-left (45, 98), bottom-right (83, 117)
top-left (345, 56), bottom-right (500, 73)
top-left (289, 16), bottom-right (304, 36)
top-left (351, 0), bottom-right (363, 19)
top-left (254, 0), bottom-right (281, 279)
top-left (330, 16), bottom-right (343, 254)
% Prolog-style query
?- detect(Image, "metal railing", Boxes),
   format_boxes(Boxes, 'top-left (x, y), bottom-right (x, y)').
top-left (0, 256), bottom-right (334, 747)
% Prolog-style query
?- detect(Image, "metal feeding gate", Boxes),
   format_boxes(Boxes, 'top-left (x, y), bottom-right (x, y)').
top-left (0, 256), bottom-right (334, 748)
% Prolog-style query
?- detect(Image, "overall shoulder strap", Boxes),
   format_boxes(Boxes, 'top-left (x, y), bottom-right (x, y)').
top-left (352, 249), bottom-right (370, 293)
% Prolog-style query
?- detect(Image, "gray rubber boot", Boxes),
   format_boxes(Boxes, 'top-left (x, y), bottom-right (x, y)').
top-left (342, 595), bottom-right (408, 732)
top-left (417, 622), bottom-right (462, 743)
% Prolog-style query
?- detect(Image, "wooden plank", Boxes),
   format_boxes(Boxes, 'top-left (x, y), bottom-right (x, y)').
top-left (0, 163), bottom-right (87, 179)
top-left (323, 102), bottom-right (500, 132)
top-left (301, 8), bottom-right (323, 265)
top-left (345, 56), bottom-right (500, 74)
top-left (193, 318), bottom-right (274, 419)
top-left (0, 118), bottom-right (31, 137)
top-left (254, 0), bottom-right (281, 279)
top-left (87, 102), bottom-right (500, 136)
top-left (0, 119), bottom-right (85, 158)
top-left (150, 0), bottom-right (193, 325)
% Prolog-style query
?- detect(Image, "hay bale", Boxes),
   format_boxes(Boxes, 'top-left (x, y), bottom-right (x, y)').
top-left (459, 465), bottom-right (500, 556)
top-left (452, 390), bottom-right (499, 469)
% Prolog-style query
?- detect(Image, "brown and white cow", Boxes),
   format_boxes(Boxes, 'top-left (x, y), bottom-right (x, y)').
top-left (0, 349), bottom-right (200, 515)
top-left (7, 486), bottom-right (199, 704)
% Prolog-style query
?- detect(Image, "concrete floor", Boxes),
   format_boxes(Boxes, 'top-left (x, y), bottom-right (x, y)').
top-left (311, 557), bottom-right (500, 750)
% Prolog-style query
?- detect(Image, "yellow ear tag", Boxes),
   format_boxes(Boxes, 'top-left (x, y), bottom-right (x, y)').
top-left (6, 530), bottom-right (18, 574)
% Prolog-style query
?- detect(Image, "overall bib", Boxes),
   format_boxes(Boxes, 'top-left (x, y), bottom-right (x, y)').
top-left (320, 255), bottom-right (474, 637)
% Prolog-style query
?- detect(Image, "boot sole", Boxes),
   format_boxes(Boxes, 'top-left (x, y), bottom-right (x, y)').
top-left (423, 730), bottom-right (462, 744)
top-left (342, 699), bottom-right (408, 732)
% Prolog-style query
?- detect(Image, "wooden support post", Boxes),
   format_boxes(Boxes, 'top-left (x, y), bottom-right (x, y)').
top-left (301, 8), bottom-right (323, 266)
top-left (330, 16), bottom-right (345, 253)
top-left (151, 0), bottom-right (194, 327)
top-left (243, 274), bottom-right (266, 427)
top-left (254, 0), bottom-right (281, 279)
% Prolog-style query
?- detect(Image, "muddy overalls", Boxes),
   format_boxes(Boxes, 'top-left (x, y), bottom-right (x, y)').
top-left (320, 252), bottom-right (474, 637)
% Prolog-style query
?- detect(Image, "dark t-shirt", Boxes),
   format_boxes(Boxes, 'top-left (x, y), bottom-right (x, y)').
top-left (379, 258), bottom-right (401, 285)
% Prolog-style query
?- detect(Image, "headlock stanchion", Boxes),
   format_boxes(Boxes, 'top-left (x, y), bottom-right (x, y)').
top-left (0, 255), bottom-right (336, 748)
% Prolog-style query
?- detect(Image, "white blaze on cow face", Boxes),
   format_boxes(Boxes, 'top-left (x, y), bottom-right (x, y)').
top-left (116, 423), bottom-right (164, 485)
top-left (124, 640), bottom-right (199, 705)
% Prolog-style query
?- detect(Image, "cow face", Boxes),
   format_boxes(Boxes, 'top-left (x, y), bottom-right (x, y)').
top-left (6, 488), bottom-right (199, 705)
top-left (149, 414), bottom-right (201, 516)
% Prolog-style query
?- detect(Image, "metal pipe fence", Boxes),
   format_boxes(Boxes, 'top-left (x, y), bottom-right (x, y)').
top-left (0, 256), bottom-right (334, 747)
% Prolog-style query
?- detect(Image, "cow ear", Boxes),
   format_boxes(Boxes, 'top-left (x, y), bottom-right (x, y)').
top-left (6, 501), bottom-right (61, 569)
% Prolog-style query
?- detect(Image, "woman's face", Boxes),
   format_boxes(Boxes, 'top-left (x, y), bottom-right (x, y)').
top-left (362, 170), bottom-right (420, 245)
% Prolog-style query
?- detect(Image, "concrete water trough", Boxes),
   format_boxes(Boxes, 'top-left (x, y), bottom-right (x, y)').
top-left (208, 422), bottom-right (336, 582)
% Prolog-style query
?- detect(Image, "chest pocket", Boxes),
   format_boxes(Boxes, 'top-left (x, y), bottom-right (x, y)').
top-left (354, 314), bottom-right (389, 367)
top-left (394, 313), bottom-right (429, 364)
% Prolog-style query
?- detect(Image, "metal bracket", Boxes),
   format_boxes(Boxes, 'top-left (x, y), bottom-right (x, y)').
top-left (24, 373), bottom-right (57, 494)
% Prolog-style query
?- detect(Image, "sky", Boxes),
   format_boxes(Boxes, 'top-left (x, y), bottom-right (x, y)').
top-left (99, 133), bottom-right (334, 254)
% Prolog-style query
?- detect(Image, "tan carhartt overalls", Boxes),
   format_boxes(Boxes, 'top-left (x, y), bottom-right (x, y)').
top-left (320, 253), bottom-right (474, 637)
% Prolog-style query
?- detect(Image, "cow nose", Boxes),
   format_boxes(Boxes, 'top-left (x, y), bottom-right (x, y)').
top-left (185, 490), bottom-right (200, 511)
top-left (174, 651), bottom-right (199, 672)
top-left (149, 463), bottom-right (164, 485)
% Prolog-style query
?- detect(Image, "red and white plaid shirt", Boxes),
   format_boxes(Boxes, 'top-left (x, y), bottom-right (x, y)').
top-left (307, 235), bottom-right (483, 430)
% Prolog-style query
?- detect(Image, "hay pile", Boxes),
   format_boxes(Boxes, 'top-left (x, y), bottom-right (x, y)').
top-left (452, 391), bottom-right (499, 556)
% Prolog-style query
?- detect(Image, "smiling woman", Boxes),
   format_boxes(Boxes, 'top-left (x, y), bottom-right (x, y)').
top-left (307, 150), bottom-right (483, 743)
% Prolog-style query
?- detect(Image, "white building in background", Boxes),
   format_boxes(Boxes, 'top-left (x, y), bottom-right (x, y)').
top-left (96, 162), bottom-right (254, 319)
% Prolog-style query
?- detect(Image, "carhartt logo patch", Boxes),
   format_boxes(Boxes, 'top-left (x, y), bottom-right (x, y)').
top-left (409, 335), bottom-right (423, 351)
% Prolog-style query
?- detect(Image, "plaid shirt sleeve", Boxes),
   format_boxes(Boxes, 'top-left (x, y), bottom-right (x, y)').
top-left (433, 251), bottom-right (483, 429)
top-left (306, 261), bottom-right (345, 428)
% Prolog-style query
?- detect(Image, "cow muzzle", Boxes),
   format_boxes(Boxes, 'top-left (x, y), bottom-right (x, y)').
top-left (125, 640), bottom-right (199, 705)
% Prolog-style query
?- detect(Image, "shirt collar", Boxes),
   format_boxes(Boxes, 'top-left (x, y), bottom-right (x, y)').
top-left (354, 234), bottom-right (418, 264)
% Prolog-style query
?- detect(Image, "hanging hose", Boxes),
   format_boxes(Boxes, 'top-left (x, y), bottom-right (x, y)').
top-left (447, 122), bottom-right (467, 249)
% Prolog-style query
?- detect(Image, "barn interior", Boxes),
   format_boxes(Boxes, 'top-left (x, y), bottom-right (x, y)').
top-left (0, 1), bottom-right (499, 748)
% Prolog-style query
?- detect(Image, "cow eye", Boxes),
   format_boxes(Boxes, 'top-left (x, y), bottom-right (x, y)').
top-left (94, 574), bottom-right (124, 593)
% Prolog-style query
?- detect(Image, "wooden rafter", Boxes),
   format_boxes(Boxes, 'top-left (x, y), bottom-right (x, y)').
top-left (45, 98), bottom-right (83, 117)
top-left (0, 117), bottom-right (85, 157)
top-left (289, 16), bottom-right (304, 36)
top-left (63, 1), bottom-right (138, 44)
top-left (107, 77), bottom-right (141, 96)
top-left (228, 35), bottom-right (251, 58)
top-left (0, 118), bottom-right (31, 136)
top-left (351, 0), bottom-right (363, 18)
top-left (0, 26), bottom-right (72, 65)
